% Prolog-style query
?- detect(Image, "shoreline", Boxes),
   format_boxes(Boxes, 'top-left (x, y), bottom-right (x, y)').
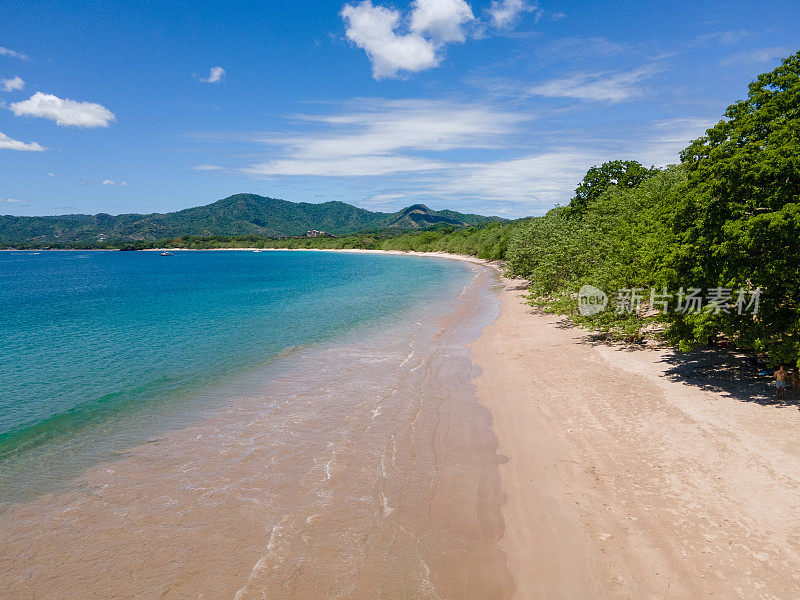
top-left (471, 276), bottom-right (800, 598)
top-left (0, 247), bottom-right (502, 269)
top-left (0, 254), bottom-right (511, 599)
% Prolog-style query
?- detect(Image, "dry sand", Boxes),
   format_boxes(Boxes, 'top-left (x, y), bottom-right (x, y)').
top-left (472, 276), bottom-right (800, 599)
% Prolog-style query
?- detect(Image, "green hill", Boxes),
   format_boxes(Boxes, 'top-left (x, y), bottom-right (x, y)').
top-left (0, 194), bottom-right (501, 246)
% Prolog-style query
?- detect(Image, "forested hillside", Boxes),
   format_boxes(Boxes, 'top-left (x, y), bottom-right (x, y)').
top-left (0, 195), bottom-right (498, 245)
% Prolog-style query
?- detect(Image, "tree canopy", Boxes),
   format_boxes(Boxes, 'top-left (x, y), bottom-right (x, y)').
top-left (668, 50), bottom-right (800, 362)
top-left (503, 50), bottom-right (800, 364)
top-left (567, 160), bottom-right (660, 216)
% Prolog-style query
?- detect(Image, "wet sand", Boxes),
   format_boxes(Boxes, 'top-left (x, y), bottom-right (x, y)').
top-left (473, 277), bottom-right (800, 599)
top-left (0, 261), bottom-right (510, 599)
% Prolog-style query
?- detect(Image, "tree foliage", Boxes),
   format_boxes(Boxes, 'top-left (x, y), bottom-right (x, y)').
top-left (506, 168), bottom-right (684, 334)
top-left (567, 159), bottom-right (660, 216)
top-left (667, 50), bottom-right (800, 363)
top-left (504, 51), bottom-right (800, 363)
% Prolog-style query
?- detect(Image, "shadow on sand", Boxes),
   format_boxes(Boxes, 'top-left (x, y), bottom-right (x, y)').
top-left (551, 316), bottom-right (798, 409)
top-left (656, 348), bottom-right (792, 408)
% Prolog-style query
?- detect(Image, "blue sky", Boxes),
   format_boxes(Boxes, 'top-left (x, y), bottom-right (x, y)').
top-left (0, 0), bottom-right (797, 218)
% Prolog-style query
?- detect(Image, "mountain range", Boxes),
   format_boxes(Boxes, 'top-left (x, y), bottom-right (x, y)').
top-left (0, 194), bottom-right (501, 246)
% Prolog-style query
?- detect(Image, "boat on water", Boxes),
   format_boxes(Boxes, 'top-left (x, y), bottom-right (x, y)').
top-left (253, 249), bottom-right (263, 253)
top-left (160, 251), bottom-right (174, 256)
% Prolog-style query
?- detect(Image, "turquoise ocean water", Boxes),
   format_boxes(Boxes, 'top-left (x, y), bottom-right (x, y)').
top-left (0, 250), bottom-right (472, 501)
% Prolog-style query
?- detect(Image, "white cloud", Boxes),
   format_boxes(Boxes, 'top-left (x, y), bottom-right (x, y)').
top-left (0, 198), bottom-right (22, 203)
top-left (245, 155), bottom-right (445, 177)
top-left (196, 91), bottom-right (716, 217)
top-left (488, 0), bottom-right (535, 29)
top-left (721, 47), bottom-right (792, 66)
top-left (0, 130), bottom-right (45, 151)
top-left (240, 99), bottom-right (526, 177)
top-left (636, 117), bottom-right (717, 166)
top-left (9, 92), bottom-right (115, 127)
top-left (428, 116), bottom-right (712, 209)
top-left (411, 0), bottom-right (474, 43)
top-left (292, 100), bottom-right (522, 156)
top-left (191, 164), bottom-right (224, 171)
top-left (341, 1), bottom-right (439, 79)
top-left (1, 76), bottom-right (24, 92)
top-left (198, 66), bottom-right (225, 83)
top-left (695, 30), bottom-right (752, 47)
top-left (102, 179), bottom-right (127, 186)
top-left (353, 192), bottom-right (418, 211)
top-left (339, 0), bottom-right (542, 78)
top-left (340, 0), bottom-right (482, 79)
top-left (0, 46), bottom-right (29, 60)
top-left (430, 151), bottom-right (596, 209)
top-left (363, 192), bottom-right (406, 207)
top-left (528, 64), bottom-right (659, 102)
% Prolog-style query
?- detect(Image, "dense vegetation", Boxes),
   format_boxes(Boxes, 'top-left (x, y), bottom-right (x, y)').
top-left (565, 159), bottom-right (661, 217)
top-left (506, 166), bottom-right (684, 336)
top-left (666, 51), bottom-right (800, 363)
top-left (503, 51), bottom-right (800, 365)
top-left (0, 196), bottom-right (499, 246)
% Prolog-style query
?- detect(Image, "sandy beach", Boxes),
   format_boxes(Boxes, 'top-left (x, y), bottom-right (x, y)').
top-left (4, 249), bottom-right (800, 599)
top-left (473, 276), bottom-right (800, 599)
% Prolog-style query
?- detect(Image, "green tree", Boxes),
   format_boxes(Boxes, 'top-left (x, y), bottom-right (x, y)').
top-left (567, 160), bottom-right (660, 216)
top-left (506, 167), bottom-right (684, 335)
top-left (667, 51), bottom-right (800, 364)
